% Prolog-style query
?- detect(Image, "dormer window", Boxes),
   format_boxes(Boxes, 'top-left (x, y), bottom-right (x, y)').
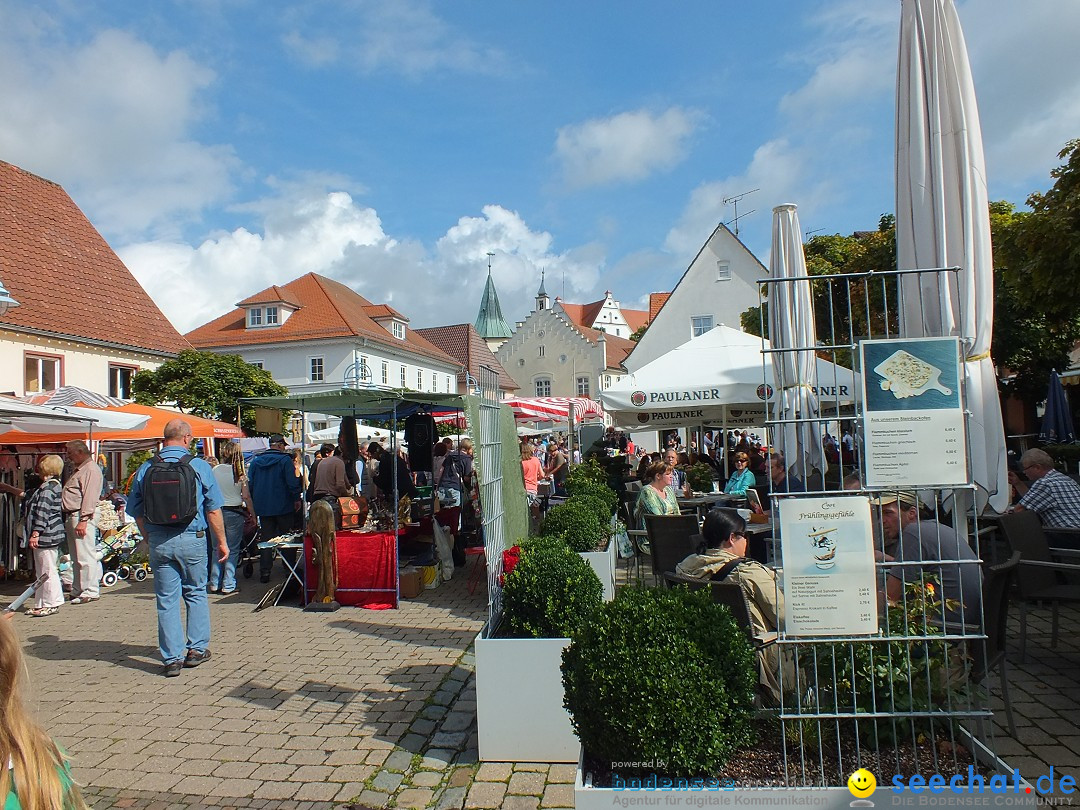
top-left (248, 307), bottom-right (262, 327)
top-left (393, 321), bottom-right (406, 339)
top-left (266, 306), bottom-right (279, 325)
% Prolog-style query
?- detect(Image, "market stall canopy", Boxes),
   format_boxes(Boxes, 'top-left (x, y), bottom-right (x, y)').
top-left (307, 424), bottom-right (404, 445)
top-left (0, 399), bottom-right (150, 437)
top-left (2, 400), bottom-right (241, 444)
top-left (599, 324), bottom-right (858, 429)
top-left (502, 397), bottom-right (604, 424)
top-left (240, 388), bottom-right (467, 421)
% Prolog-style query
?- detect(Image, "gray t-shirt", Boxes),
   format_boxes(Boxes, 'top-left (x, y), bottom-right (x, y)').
top-left (891, 519), bottom-right (982, 625)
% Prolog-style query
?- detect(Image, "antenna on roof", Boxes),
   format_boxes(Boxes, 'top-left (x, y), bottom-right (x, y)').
top-left (722, 188), bottom-right (759, 236)
top-left (804, 227), bottom-right (825, 240)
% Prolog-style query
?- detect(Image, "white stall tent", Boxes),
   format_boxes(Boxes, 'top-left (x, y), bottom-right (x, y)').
top-left (599, 324), bottom-right (858, 430)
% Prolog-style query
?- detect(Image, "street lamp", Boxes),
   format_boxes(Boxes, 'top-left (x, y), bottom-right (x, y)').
top-left (0, 275), bottom-right (19, 318)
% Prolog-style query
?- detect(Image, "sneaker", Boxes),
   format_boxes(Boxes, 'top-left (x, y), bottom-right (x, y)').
top-left (184, 649), bottom-right (212, 668)
top-left (163, 660), bottom-right (183, 678)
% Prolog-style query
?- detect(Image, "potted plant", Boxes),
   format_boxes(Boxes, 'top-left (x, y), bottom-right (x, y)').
top-left (685, 461), bottom-right (716, 493)
top-left (475, 538), bottom-right (603, 763)
top-left (542, 497), bottom-right (617, 600)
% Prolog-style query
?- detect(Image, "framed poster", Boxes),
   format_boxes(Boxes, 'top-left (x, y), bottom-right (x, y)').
top-left (779, 496), bottom-right (878, 637)
top-left (860, 336), bottom-right (968, 488)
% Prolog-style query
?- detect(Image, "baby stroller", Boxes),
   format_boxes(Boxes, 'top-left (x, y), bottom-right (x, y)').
top-left (238, 518), bottom-right (262, 579)
top-left (95, 522), bottom-right (149, 587)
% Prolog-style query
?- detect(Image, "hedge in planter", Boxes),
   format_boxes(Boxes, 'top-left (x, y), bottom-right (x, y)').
top-left (541, 500), bottom-right (604, 553)
top-left (502, 541), bottom-right (603, 638)
top-left (567, 493), bottom-right (613, 524)
top-left (562, 586), bottom-right (757, 778)
top-left (566, 478), bottom-right (618, 511)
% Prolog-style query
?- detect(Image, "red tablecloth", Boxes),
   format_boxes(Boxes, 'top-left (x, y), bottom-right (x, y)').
top-left (305, 529), bottom-right (398, 609)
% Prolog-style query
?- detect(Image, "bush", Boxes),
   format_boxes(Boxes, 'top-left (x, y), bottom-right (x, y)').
top-left (686, 462), bottom-right (715, 493)
top-left (566, 478), bottom-right (618, 511)
top-left (566, 458), bottom-right (607, 489)
top-left (562, 586), bottom-right (757, 777)
top-left (502, 542), bottom-right (603, 638)
top-left (567, 494), bottom-right (612, 526)
top-left (541, 501), bottom-right (604, 553)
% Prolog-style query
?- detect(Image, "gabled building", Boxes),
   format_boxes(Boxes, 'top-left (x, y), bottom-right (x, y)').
top-left (185, 273), bottom-right (460, 433)
top-left (496, 282), bottom-right (637, 402)
top-left (0, 160), bottom-right (189, 399)
top-left (552, 291), bottom-right (649, 341)
top-left (623, 222), bottom-right (766, 372)
top-left (414, 323), bottom-right (518, 398)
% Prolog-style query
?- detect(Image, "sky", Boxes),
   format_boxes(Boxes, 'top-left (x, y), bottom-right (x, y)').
top-left (2, 0), bottom-right (1080, 336)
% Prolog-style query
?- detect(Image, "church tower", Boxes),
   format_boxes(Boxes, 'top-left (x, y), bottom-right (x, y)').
top-left (474, 253), bottom-right (513, 353)
top-left (535, 269), bottom-right (550, 312)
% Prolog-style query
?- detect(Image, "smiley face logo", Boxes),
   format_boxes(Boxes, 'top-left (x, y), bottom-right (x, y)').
top-left (847, 768), bottom-right (876, 798)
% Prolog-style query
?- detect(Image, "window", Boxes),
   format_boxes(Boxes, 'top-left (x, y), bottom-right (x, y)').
top-left (535, 378), bottom-right (551, 397)
top-left (446, 376), bottom-right (452, 393)
top-left (249, 361), bottom-right (264, 370)
top-left (691, 315), bottom-right (714, 337)
top-left (716, 261), bottom-right (732, 281)
top-left (265, 306), bottom-right (279, 325)
top-left (248, 308), bottom-right (262, 326)
top-left (538, 346), bottom-right (545, 358)
top-left (431, 372), bottom-right (437, 391)
top-left (24, 353), bottom-right (61, 394)
top-left (393, 321), bottom-right (406, 339)
top-left (310, 421), bottom-right (327, 432)
top-left (381, 361), bottom-right (389, 385)
top-left (310, 357), bottom-right (324, 382)
top-left (417, 369), bottom-right (423, 389)
top-left (576, 376), bottom-right (590, 397)
top-left (400, 365), bottom-right (407, 387)
top-left (108, 364), bottom-right (136, 399)
top-left (605, 375), bottom-right (612, 387)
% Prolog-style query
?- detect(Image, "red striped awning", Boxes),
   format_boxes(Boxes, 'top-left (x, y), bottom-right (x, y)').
top-left (503, 397), bottom-right (604, 424)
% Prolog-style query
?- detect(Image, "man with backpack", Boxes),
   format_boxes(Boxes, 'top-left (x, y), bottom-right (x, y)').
top-left (247, 433), bottom-right (302, 583)
top-left (437, 438), bottom-right (473, 508)
top-left (126, 419), bottom-right (226, 678)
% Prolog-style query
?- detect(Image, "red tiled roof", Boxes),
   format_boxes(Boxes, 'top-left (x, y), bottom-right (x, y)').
top-left (237, 285), bottom-right (302, 308)
top-left (622, 308), bottom-right (650, 331)
top-left (558, 297), bottom-right (649, 333)
top-left (0, 160), bottom-right (189, 355)
top-left (578, 325), bottom-right (636, 370)
top-left (185, 273), bottom-right (457, 365)
top-left (363, 303), bottom-right (408, 321)
top-left (649, 292), bottom-right (672, 322)
top-left (414, 323), bottom-right (519, 392)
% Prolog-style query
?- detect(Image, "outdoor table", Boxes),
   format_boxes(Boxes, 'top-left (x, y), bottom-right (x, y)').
top-left (304, 529), bottom-right (402, 609)
top-left (257, 540), bottom-right (305, 607)
top-left (678, 492), bottom-right (747, 521)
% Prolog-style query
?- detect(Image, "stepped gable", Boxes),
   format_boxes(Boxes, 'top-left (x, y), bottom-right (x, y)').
top-left (0, 160), bottom-right (189, 355)
top-left (185, 272), bottom-right (456, 365)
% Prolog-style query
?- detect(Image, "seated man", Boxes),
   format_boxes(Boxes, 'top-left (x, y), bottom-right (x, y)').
top-left (676, 508), bottom-right (787, 705)
top-left (1010, 448), bottom-right (1080, 547)
top-left (872, 492), bottom-right (982, 626)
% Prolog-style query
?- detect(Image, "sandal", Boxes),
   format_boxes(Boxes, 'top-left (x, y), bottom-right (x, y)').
top-left (26, 606), bottom-right (59, 617)
top-left (69, 596), bottom-right (99, 605)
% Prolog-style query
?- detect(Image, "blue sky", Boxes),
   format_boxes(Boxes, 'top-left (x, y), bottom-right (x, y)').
top-left (3, 0), bottom-right (1079, 335)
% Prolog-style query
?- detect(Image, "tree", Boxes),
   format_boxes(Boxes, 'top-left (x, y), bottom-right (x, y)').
top-left (132, 350), bottom-right (289, 434)
top-left (629, 323), bottom-right (649, 342)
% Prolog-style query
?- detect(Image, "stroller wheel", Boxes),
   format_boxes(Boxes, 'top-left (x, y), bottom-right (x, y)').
top-left (117, 565), bottom-right (131, 580)
top-left (102, 571), bottom-right (119, 587)
top-left (243, 562), bottom-right (253, 578)
top-left (134, 568), bottom-right (148, 582)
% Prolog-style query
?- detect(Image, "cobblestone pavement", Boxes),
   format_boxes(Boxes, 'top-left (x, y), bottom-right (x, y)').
top-left (4, 555), bottom-right (1079, 809)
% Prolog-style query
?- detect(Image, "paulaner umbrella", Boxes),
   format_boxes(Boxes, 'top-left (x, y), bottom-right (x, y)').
top-left (768, 203), bottom-right (825, 483)
top-left (895, 0), bottom-right (1008, 512)
top-left (1039, 370), bottom-right (1075, 444)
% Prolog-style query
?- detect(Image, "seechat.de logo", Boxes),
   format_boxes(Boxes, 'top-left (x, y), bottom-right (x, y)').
top-left (630, 390), bottom-right (647, 407)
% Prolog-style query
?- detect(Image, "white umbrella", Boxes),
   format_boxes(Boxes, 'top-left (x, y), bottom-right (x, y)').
top-left (0, 400), bottom-right (150, 436)
top-left (769, 203), bottom-right (825, 483)
top-left (896, 0), bottom-right (1008, 512)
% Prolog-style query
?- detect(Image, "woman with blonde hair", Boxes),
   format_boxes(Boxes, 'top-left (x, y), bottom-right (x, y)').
top-left (210, 442), bottom-right (254, 595)
top-left (634, 461), bottom-right (680, 528)
top-left (22, 455), bottom-right (66, 617)
top-left (1, 615), bottom-right (89, 809)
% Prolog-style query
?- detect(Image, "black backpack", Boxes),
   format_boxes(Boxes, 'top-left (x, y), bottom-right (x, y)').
top-left (142, 453), bottom-right (199, 527)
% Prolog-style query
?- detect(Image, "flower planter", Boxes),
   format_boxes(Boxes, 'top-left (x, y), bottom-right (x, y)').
top-left (474, 631), bottom-right (578, 762)
top-left (578, 536), bottom-right (616, 602)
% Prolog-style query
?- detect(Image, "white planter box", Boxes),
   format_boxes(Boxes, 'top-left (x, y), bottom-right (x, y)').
top-left (474, 631), bottom-right (578, 762)
top-left (579, 537), bottom-right (616, 602)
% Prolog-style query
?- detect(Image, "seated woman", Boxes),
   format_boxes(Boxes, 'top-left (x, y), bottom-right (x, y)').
top-left (723, 451), bottom-right (756, 496)
top-left (634, 461), bottom-right (679, 528)
top-left (676, 508), bottom-right (788, 706)
top-left (1, 614), bottom-right (90, 809)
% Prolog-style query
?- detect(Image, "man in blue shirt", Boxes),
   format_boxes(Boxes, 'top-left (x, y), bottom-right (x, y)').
top-left (247, 433), bottom-right (302, 583)
top-left (128, 419), bottom-right (226, 678)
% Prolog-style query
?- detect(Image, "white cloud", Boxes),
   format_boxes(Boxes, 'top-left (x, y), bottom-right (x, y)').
top-left (0, 17), bottom-right (237, 238)
top-left (555, 107), bottom-right (703, 189)
top-left (121, 196), bottom-right (606, 335)
top-left (280, 0), bottom-right (509, 78)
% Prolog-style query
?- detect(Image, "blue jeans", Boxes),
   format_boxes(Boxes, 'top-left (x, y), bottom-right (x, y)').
top-left (209, 509), bottom-right (245, 592)
top-left (148, 530), bottom-right (210, 664)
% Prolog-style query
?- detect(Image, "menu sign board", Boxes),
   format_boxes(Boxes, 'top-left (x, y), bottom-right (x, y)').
top-left (779, 496), bottom-right (878, 637)
top-left (860, 337), bottom-right (968, 488)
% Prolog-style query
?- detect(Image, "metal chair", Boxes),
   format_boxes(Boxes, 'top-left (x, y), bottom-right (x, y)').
top-left (969, 551), bottom-right (1020, 738)
top-left (663, 571), bottom-right (778, 649)
top-left (997, 511), bottom-right (1080, 661)
top-left (644, 514), bottom-right (701, 587)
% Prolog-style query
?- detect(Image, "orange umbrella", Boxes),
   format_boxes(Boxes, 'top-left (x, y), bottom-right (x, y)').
top-left (1, 402), bottom-right (243, 444)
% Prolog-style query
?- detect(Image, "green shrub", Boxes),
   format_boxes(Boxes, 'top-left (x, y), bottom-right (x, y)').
top-left (541, 501), bottom-right (604, 553)
top-left (566, 458), bottom-right (607, 489)
top-left (517, 534), bottom-right (569, 554)
top-left (562, 586), bottom-right (757, 778)
top-left (502, 542), bottom-right (603, 638)
top-left (567, 493), bottom-right (612, 525)
top-left (566, 477), bottom-right (618, 511)
top-left (686, 462), bottom-right (715, 493)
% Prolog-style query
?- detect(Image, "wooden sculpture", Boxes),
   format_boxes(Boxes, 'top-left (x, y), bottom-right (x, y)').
top-left (305, 499), bottom-right (339, 611)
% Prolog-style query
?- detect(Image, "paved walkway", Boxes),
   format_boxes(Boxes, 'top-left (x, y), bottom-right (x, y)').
top-left (4, 556), bottom-right (1079, 808)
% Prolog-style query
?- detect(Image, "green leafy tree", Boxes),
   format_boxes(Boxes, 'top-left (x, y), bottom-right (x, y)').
top-left (131, 349), bottom-right (289, 434)
top-left (629, 323), bottom-right (649, 342)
